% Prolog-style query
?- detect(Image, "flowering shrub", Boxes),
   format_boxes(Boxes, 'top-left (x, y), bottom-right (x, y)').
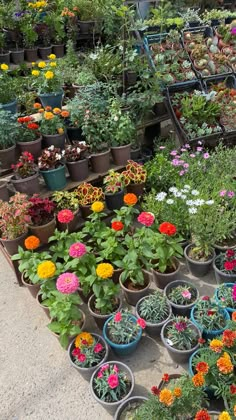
top-left (38, 146), bottom-right (65, 170)
top-left (28, 195), bottom-right (55, 226)
top-left (167, 284), bottom-right (198, 306)
top-left (103, 170), bottom-right (125, 194)
top-left (164, 316), bottom-right (200, 350)
top-left (217, 284), bottom-right (236, 310)
top-left (137, 291), bottom-right (170, 324)
top-left (76, 183), bottom-right (104, 206)
top-left (106, 311), bottom-right (145, 345)
top-left (0, 193), bottom-right (31, 239)
top-left (64, 142), bottom-right (88, 162)
top-left (215, 249), bottom-right (236, 274)
top-left (39, 107), bottom-right (68, 136)
top-left (12, 248), bottom-right (53, 284)
top-left (192, 298), bottom-right (229, 332)
top-left (31, 56), bottom-right (62, 94)
top-left (11, 152), bottom-right (37, 179)
top-left (71, 333), bottom-right (106, 368)
top-left (17, 116), bottom-right (40, 142)
top-left (93, 363), bottom-right (132, 403)
top-left (122, 160), bottom-right (147, 185)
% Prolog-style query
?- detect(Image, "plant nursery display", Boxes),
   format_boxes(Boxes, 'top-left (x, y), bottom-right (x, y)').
top-left (11, 151), bottom-right (40, 195)
top-left (213, 249), bottom-right (236, 283)
top-left (164, 280), bottom-right (199, 316)
top-left (215, 283), bottom-right (236, 315)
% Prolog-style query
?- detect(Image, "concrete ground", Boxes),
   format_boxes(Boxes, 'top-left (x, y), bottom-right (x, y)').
top-left (0, 251), bottom-right (217, 420)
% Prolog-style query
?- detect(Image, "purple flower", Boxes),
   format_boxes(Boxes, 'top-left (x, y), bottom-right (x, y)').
top-left (170, 150), bottom-right (177, 156)
top-left (197, 147), bottom-right (203, 152)
top-left (190, 153), bottom-right (195, 158)
top-left (203, 153), bottom-right (210, 159)
top-left (220, 190), bottom-right (227, 197)
top-left (231, 27), bottom-right (236, 35)
top-left (181, 148), bottom-right (187, 152)
top-left (171, 159), bottom-right (180, 166)
top-left (184, 144), bottom-right (190, 149)
top-left (175, 321), bottom-right (187, 332)
top-left (227, 191), bottom-right (235, 198)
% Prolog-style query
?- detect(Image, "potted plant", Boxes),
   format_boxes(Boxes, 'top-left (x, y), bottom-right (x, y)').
top-left (90, 361), bottom-right (134, 414)
top-left (31, 55), bottom-right (63, 108)
top-left (161, 315), bottom-right (201, 364)
top-left (36, 278), bottom-right (57, 318)
top-left (215, 283), bottom-right (236, 316)
top-left (65, 95), bottom-right (86, 140)
top-left (48, 12), bottom-right (66, 58)
top-left (76, 0), bottom-right (101, 34)
top-left (0, 110), bottom-right (19, 169)
top-left (28, 195), bottom-right (56, 244)
top-left (135, 290), bottom-right (172, 336)
top-left (164, 280), bottom-right (200, 317)
top-left (122, 160), bottom-right (147, 196)
top-left (35, 20), bottom-right (52, 60)
top-left (103, 170), bottom-right (125, 211)
top-left (0, 179), bottom-right (9, 202)
top-left (64, 143), bottom-right (89, 182)
top-left (38, 146), bottom-right (67, 191)
top-left (0, 32), bottom-right (10, 64)
top-left (113, 193), bottom-right (139, 235)
top-left (20, 16), bottom-right (38, 62)
top-left (16, 115), bottom-right (42, 159)
top-left (0, 63), bottom-right (17, 113)
top-left (213, 249), bottom-right (236, 284)
top-left (0, 193), bottom-right (31, 255)
top-left (81, 202), bottom-right (108, 253)
top-left (103, 311), bottom-right (146, 356)
top-left (72, 69), bottom-right (97, 92)
top-left (38, 107), bottom-right (68, 150)
top-left (190, 297), bottom-right (230, 340)
top-left (114, 396), bottom-right (148, 420)
top-left (76, 182), bottom-right (104, 219)
top-left (11, 151), bottom-right (40, 195)
top-left (68, 332), bottom-right (109, 380)
top-left (52, 190), bottom-right (79, 232)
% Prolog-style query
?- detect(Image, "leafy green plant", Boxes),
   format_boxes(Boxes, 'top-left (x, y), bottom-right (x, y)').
top-left (164, 316), bottom-right (199, 350)
top-left (49, 229), bottom-right (86, 262)
top-left (0, 110), bottom-right (19, 149)
top-left (193, 298), bottom-right (229, 332)
top-left (137, 290), bottom-right (170, 324)
top-left (0, 64), bottom-right (17, 105)
top-left (52, 191), bottom-right (79, 211)
top-left (12, 248), bottom-right (54, 284)
top-left (103, 170), bottom-right (125, 194)
top-left (106, 311), bottom-right (143, 344)
top-left (108, 99), bottom-right (136, 147)
top-left (167, 284), bottom-right (197, 306)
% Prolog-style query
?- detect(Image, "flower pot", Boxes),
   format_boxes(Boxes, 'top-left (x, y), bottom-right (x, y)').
top-left (38, 45), bottom-right (52, 60)
top-left (90, 150), bottom-right (110, 173)
top-left (51, 310), bottom-right (86, 350)
top-left (126, 182), bottom-right (145, 197)
top-left (0, 145), bottom-right (16, 170)
top-left (68, 333), bottom-right (109, 380)
top-left (88, 294), bottom-right (122, 330)
top-left (0, 51), bottom-right (10, 64)
top-left (39, 90), bottom-right (63, 109)
top-left (188, 349), bottom-right (215, 399)
top-left (24, 48), bottom-right (38, 62)
top-left (135, 296), bottom-right (172, 336)
top-left (130, 148), bottom-right (141, 161)
top-left (0, 231), bottom-right (28, 256)
top-left (114, 396), bottom-right (148, 420)
top-left (66, 126), bottom-right (84, 142)
top-left (10, 49), bottom-right (24, 65)
top-left (36, 291), bottom-right (50, 318)
top-left (29, 217), bottom-right (56, 244)
top-left (112, 268), bottom-right (123, 285)
top-left (119, 270), bottom-right (152, 306)
top-left (0, 99), bottom-right (17, 115)
top-left (103, 314), bottom-right (142, 356)
top-left (17, 136), bottom-right (42, 160)
top-left (152, 258), bottom-right (181, 290)
top-left (11, 172), bottom-right (40, 196)
top-left (90, 361), bottom-right (134, 415)
top-left (214, 241), bottom-right (236, 255)
top-left (22, 273), bottom-right (41, 299)
top-left (184, 244), bottom-right (215, 278)
top-left (0, 180), bottom-right (9, 201)
top-left (164, 280), bottom-right (200, 317)
top-left (213, 255), bottom-right (236, 284)
top-left (57, 209), bottom-right (79, 233)
top-left (78, 20), bottom-right (95, 34)
top-left (80, 204), bottom-right (92, 219)
top-left (40, 164), bottom-right (67, 191)
top-left (153, 101), bottom-right (167, 116)
top-left (42, 133), bottom-right (66, 150)
top-left (161, 319), bottom-right (201, 364)
top-left (52, 44), bottom-right (65, 58)
top-left (111, 144), bottom-right (131, 166)
top-left (66, 159), bottom-right (89, 182)
top-left (105, 190), bottom-right (124, 211)
top-left (190, 306), bottom-right (230, 340)
top-left (214, 283), bottom-right (235, 316)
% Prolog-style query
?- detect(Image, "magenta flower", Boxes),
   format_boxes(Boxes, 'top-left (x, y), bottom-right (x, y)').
top-left (97, 371), bottom-right (103, 379)
top-left (113, 364), bottom-right (119, 373)
top-left (197, 147), bottom-right (203, 152)
top-left (227, 191), bottom-right (235, 198)
top-left (182, 290), bottom-right (191, 299)
top-left (231, 27), bottom-right (236, 35)
top-left (72, 347), bottom-right (81, 357)
top-left (171, 159), bottom-right (180, 166)
top-left (56, 272), bottom-right (79, 294)
top-left (57, 209), bottom-right (74, 224)
top-left (233, 285), bottom-right (236, 301)
top-left (181, 148), bottom-right (187, 152)
top-left (202, 296), bottom-right (210, 301)
top-left (114, 312), bottom-right (122, 322)
top-left (107, 374), bottom-right (119, 389)
top-left (78, 353), bottom-right (86, 363)
top-left (175, 321), bottom-right (187, 332)
top-left (100, 363), bottom-right (109, 373)
top-left (170, 150), bottom-right (177, 156)
top-left (183, 163), bottom-right (189, 168)
top-left (137, 212), bottom-right (155, 227)
top-left (184, 144), bottom-right (190, 149)
top-left (137, 318), bottom-right (146, 329)
top-left (179, 170), bottom-right (185, 176)
top-left (69, 242), bottom-right (87, 258)
top-left (94, 343), bottom-right (103, 353)
top-left (203, 153), bottom-right (210, 159)
top-left (220, 190), bottom-right (227, 197)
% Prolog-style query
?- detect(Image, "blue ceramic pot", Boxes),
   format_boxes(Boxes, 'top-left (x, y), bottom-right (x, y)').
top-left (40, 164), bottom-right (67, 191)
top-left (103, 314), bottom-right (142, 356)
top-left (190, 306), bottom-right (230, 340)
top-left (189, 349), bottom-right (215, 398)
top-left (0, 99), bottom-right (17, 114)
top-left (39, 90), bottom-right (63, 109)
top-left (215, 283), bottom-right (235, 316)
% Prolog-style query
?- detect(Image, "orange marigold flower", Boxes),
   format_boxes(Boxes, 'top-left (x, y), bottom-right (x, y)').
top-left (24, 235), bottom-right (40, 250)
top-left (53, 107), bottom-right (61, 114)
top-left (61, 110), bottom-right (70, 118)
top-left (33, 102), bottom-right (41, 109)
top-left (194, 409), bottom-right (211, 420)
top-left (209, 339), bottom-right (223, 353)
top-left (192, 372), bottom-right (205, 387)
top-left (217, 352), bottom-right (234, 374)
top-left (38, 108), bottom-right (44, 113)
top-left (45, 106), bottom-right (52, 111)
top-left (196, 361), bottom-right (209, 374)
top-left (234, 405), bottom-right (236, 416)
top-left (123, 193), bottom-right (138, 206)
top-left (159, 388), bottom-right (173, 406)
top-left (222, 329), bottom-right (236, 348)
top-left (173, 387), bottom-right (182, 398)
top-left (232, 312), bottom-right (236, 322)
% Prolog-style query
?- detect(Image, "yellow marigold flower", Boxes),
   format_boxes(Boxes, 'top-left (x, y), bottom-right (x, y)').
top-left (173, 387), bottom-right (182, 398)
top-left (219, 412), bottom-right (231, 420)
top-left (57, 128), bottom-right (64, 134)
top-left (53, 107), bottom-right (61, 114)
top-left (209, 339), bottom-right (223, 353)
top-left (96, 263), bottom-right (114, 279)
top-left (217, 352), bottom-right (234, 374)
top-left (50, 61), bottom-right (57, 67)
top-left (44, 71), bottom-right (54, 80)
top-left (1, 63), bottom-right (9, 71)
top-left (159, 389), bottom-right (174, 406)
top-left (31, 62), bottom-right (36, 67)
top-left (48, 53), bottom-right (56, 60)
top-left (44, 111), bottom-right (54, 120)
top-left (75, 332), bottom-right (94, 348)
top-left (38, 61), bottom-right (46, 68)
top-left (91, 201), bottom-right (104, 213)
top-left (37, 261), bottom-right (56, 279)
top-left (32, 69), bottom-right (40, 76)
top-left (192, 372), bottom-right (205, 387)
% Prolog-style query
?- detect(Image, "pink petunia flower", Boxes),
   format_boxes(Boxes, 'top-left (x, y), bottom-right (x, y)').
top-left (57, 209), bottom-right (74, 224)
top-left (137, 318), bottom-right (146, 329)
top-left (203, 153), bottom-right (210, 159)
top-left (189, 153), bottom-right (195, 158)
top-left (107, 374), bottom-right (119, 389)
top-left (170, 150), bottom-right (177, 156)
top-left (69, 242), bottom-right (87, 258)
top-left (137, 212), bottom-right (155, 227)
top-left (227, 191), bottom-right (235, 198)
top-left (56, 272), bottom-right (79, 294)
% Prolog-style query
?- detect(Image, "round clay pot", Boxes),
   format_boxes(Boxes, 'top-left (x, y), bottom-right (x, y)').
top-left (184, 244), bottom-right (215, 278)
top-left (42, 133), bottom-right (66, 150)
top-left (22, 273), bottom-right (41, 299)
top-left (0, 145), bottom-right (16, 169)
top-left (114, 396), bottom-right (148, 420)
top-left (136, 295), bottom-right (172, 336)
top-left (80, 204), bottom-right (92, 219)
top-left (52, 44), bottom-right (65, 58)
top-left (66, 159), bottom-right (89, 182)
top-left (105, 190), bottom-right (124, 211)
top-left (38, 45), bottom-right (52, 60)
top-left (29, 218), bottom-right (56, 244)
top-left (11, 172), bottom-right (40, 196)
top-left (152, 258), bottom-right (180, 290)
top-left (213, 256), bottom-right (236, 284)
top-left (126, 182), bottom-right (145, 197)
top-left (90, 150), bottom-right (110, 173)
top-left (10, 49), bottom-right (24, 65)
top-left (0, 231), bottom-right (28, 256)
top-left (24, 48), bottom-right (38, 62)
top-left (17, 137), bottom-right (42, 160)
top-left (119, 269), bottom-right (152, 306)
top-left (111, 144), bottom-right (131, 166)
top-left (0, 180), bottom-right (9, 201)
top-left (88, 294), bottom-right (122, 330)
top-left (164, 279), bottom-right (200, 317)
top-left (36, 291), bottom-right (50, 318)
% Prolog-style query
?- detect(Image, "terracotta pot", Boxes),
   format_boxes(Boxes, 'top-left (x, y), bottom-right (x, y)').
top-left (88, 294), bottom-right (122, 330)
top-left (66, 159), bottom-right (89, 182)
top-left (22, 273), bottom-right (41, 299)
top-left (36, 291), bottom-right (50, 317)
top-left (119, 270), bottom-right (152, 306)
top-left (152, 258), bottom-right (181, 290)
top-left (11, 172), bottom-right (40, 196)
top-left (126, 182), bottom-right (145, 197)
top-left (0, 231), bottom-right (28, 256)
top-left (52, 44), bottom-right (65, 58)
top-left (80, 204), bottom-right (92, 219)
top-left (17, 137), bottom-right (42, 160)
top-left (24, 48), bottom-right (38, 62)
top-left (29, 218), bottom-right (56, 244)
top-left (111, 144), bottom-right (131, 166)
top-left (0, 145), bottom-right (16, 169)
top-left (0, 180), bottom-right (9, 201)
top-left (38, 45), bottom-right (52, 60)
top-left (57, 209), bottom-right (79, 233)
top-left (90, 150), bottom-right (110, 173)
top-left (42, 133), bottom-right (66, 150)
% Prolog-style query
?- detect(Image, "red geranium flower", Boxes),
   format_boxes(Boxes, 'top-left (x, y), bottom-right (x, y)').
top-left (230, 384), bottom-right (236, 394)
top-left (111, 221), bottom-right (124, 231)
top-left (226, 249), bottom-right (235, 258)
top-left (162, 373), bottom-right (170, 382)
top-left (159, 222), bottom-right (177, 236)
top-left (151, 386), bottom-right (160, 396)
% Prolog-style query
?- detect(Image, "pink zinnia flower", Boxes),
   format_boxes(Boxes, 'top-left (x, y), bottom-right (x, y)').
top-left (78, 353), bottom-right (86, 363)
top-left (57, 209), bottom-right (74, 224)
top-left (227, 191), bottom-right (235, 198)
top-left (137, 212), bottom-right (155, 227)
top-left (114, 312), bottom-right (122, 322)
top-left (69, 242), bottom-right (87, 258)
top-left (100, 363), bottom-right (109, 373)
top-left (107, 374), bottom-right (119, 389)
top-left (181, 290), bottom-right (191, 299)
top-left (137, 318), bottom-right (146, 329)
top-left (56, 272), bottom-right (79, 294)
top-left (220, 190), bottom-right (227, 197)
top-left (94, 343), bottom-right (103, 353)
top-left (175, 321), bottom-right (187, 332)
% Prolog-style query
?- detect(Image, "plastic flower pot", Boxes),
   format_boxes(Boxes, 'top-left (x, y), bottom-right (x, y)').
top-left (0, 99), bottom-right (17, 114)
top-left (164, 280), bottom-right (200, 317)
top-left (68, 333), bottom-right (109, 380)
top-left (111, 144), bottom-right (131, 166)
top-left (38, 45), bottom-right (52, 60)
top-left (213, 255), bottom-right (236, 284)
top-left (29, 218), bottom-right (56, 245)
top-left (184, 244), bottom-right (215, 278)
top-left (190, 306), bottom-right (230, 340)
top-left (90, 150), bottom-right (110, 173)
top-left (50, 310), bottom-right (86, 351)
top-left (88, 294), bottom-right (122, 330)
top-left (66, 159), bottom-right (89, 182)
top-left (10, 49), bottom-right (25, 65)
top-left (40, 164), bottom-right (67, 191)
top-left (214, 283), bottom-right (235, 316)
top-left (152, 258), bottom-right (181, 290)
top-left (0, 51), bottom-right (10, 64)
top-left (0, 180), bottom-right (9, 201)
top-left (90, 361), bottom-right (134, 415)
top-left (119, 269), bottom-right (152, 306)
top-left (66, 126), bottom-right (84, 142)
top-left (0, 145), bottom-right (16, 170)
top-left (11, 172), bottom-right (40, 196)
top-left (214, 241), bottom-right (236, 256)
top-left (160, 319), bottom-right (201, 364)
top-left (17, 136), bottom-right (42, 160)
top-left (126, 182), bottom-right (145, 197)
top-left (188, 349), bottom-right (215, 399)
top-left (105, 190), bottom-right (124, 211)
top-left (135, 296), bottom-right (172, 336)
top-left (36, 291), bottom-right (50, 318)
top-left (103, 314), bottom-right (142, 356)
top-left (52, 44), bottom-right (65, 58)
top-left (0, 231), bottom-right (29, 256)
top-left (22, 273), bottom-right (41, 299)
top-left (42, 133), bottom-right (66, 150)
top-left (24, 48), bottom-right (38, 62)
top-left (39, 90), bottom-right (63, 109)
top-left (114, 396), bottom-right (148, 420)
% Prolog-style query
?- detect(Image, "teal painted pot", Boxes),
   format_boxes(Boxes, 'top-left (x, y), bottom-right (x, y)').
top-left (215, 283), bottom-right (235, 316)
top-left (0, 99), bottom-right (17, 114)
top-left (189, 349), bottom-right (215, 398)
top-left (103, 314), bottom-right (142, 356)
top-left (39, 90), bottom-right (63, 109)
top-left (190, 306), bottom-right (230, 340)
top-left (40, 164), bottom-right (66, 191)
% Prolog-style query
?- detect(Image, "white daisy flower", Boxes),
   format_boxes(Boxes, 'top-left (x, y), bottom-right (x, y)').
top-left (169, 187), bottom-right (178, 193)
top-left (184, 184), bottom-right (191, 189)
top-left (186, 200), bottom-right (194, 206)
top-left (180, 194), bottom-right (187, 199)
top-left (189, 207), bottom-right (197, 214)
top-left (155, 192), bottom-right (167, 201)
top-left (205, 200), bottom-right (214, 205)
top-left (166, 199), bottom-right (174, 204)
top-left (194, 199), bottom-right (205, 206)
top-left (191, 190), bottom-right (199, 196)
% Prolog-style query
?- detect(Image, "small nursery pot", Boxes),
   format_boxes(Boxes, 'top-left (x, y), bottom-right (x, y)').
top-left (22, 273), bottom-right (40, 299)
top-left (38, 45), bottom-right (52, 60)
top-left (135, 296), bottom-right (172, 336)
top-left (24, 48), bottom-right (38, 62)
top-left (29, 217), bottom-right (56, 244)
top-left (190, 306), bottom-right (230, 340)
top-left (164, 280), bottom-right (200, 317)
top-left (184, 244), bottom-right (215, 277)
top-left (103, 314), bottom-right (142, 356)
top-left (39, 89), bottom-right (63, 109)
top-left (0, 144), bottom-right (16, 169)
top-left (0, 99), bottom-right (17, 115)
top-left (10, 49), bottom-right (24, 65)
top-left (105, 190), bottom-right (124, 211)
top-left (119, 270), bottom-right (152, 306)
top-left (111, 144), bottom-right (131, 166)
top-left (213, 255), bottom-right (236, 284)
top-left (0, 231), bottom-right (28, 256)
top-left (114, 396), bottom-right (148, 420)
top-left (42, 133), bottom-right (66, 150)
top-left (88, 294), bottom-right (122, 330)
top-left (11, 172), bottom-right (40, 196)
top-left (214, 283), bottom-right (235, 316)
top-left (36, 292), bottom-right (50, 318)
top-left (152, 258), bottom-right (180, 290)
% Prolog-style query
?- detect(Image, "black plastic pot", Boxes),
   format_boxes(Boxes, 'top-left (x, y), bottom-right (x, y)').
top-left (213, 255), bottom-right (236, 284)
top-left (114, 396), bottom-right (148, 420)
top-left (38, 46), bottom-right (52, 60)
top-left (10, 49), bottom-right (24, 65)
top-left (105, 190), bottom-right (124, 211)
top-left (0, 51), bottom-right (10, 64)
top-left (188, 21), bottom-right (202, 28)
top-left (164, 280), bottom-right (200, 317)
top-left (0, 180), bottom-right (9, 201)
top-left (24, 48), bottom-right (38, 62)
top-left (88, 294), bottom-right (122, 330)
top-left (184, 244), bottom-right (215, 278)
top-left (52, 44), bottom-right (65, 58)
top-left (135, 296), bottom-right (172, 336)
top-left (66, 126), bottom-right (84, 142)
top-left (66, 159), bottom-right (89, 182)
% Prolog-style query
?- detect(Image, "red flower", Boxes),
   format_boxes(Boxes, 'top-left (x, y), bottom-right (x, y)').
top-left (201, 296), bottom-right (210, 301)
top-left (137, 212), bottom-right (155, 227)
top-left (81, 339), bottom-right (88, 345)
top-left (151, 386), bottom-right (160, 396)
top-left (111, 221), bottom-right (124, 231)
top-left (78, 353), bottom-right (86, 363)
top-left (198, 338), bottom-right (206, 344)
top-left (57, 209), bottom-right (74, 224)
top-left (162, 373), bottom-right (170, 382)
top-left (27, 122), bottom-right (39, 130)
top-left (207, 310), bottom-right (215, 316)
top-left (226, 249), bottom-right (235, 257)
top-left (230, 384), bottom-right (236, 394)
top-left (72, 347), bottom-right (81, 357)
top-left (94, 343), bottom-right (103, 353)
top-left (224, 261), bottom-right (235, 271)
top-left (159, 222), bottom-right (177, 236)
top-left (137, 318), bottom-right (146, 329)
top-left (114, 312), bottom-right (122, 322)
